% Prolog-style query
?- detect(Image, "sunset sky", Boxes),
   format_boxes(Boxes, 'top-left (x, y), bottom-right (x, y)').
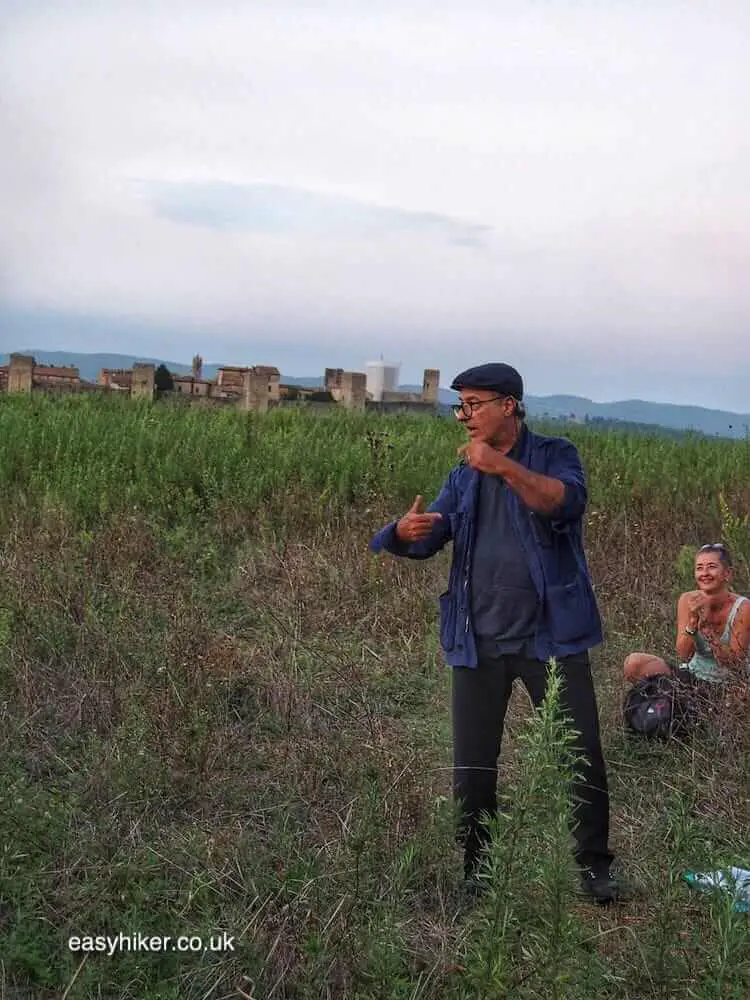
top-left (1, 1), bottom-right (748, 410)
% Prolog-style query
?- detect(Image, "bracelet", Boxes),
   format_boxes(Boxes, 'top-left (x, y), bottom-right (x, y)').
top-left (684, 626), bottom-right (697, 636)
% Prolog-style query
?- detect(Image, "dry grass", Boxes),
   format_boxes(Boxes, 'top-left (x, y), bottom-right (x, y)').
top-left (0, 396), bottom-right (748, 998)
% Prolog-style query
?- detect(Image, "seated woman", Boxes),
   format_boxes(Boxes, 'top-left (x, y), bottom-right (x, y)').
top-left (624, 543), bottom-right (750, 691)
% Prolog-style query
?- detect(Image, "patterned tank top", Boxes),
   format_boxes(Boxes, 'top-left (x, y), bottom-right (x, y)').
top-left (682, 595), bottom-right (749, 683)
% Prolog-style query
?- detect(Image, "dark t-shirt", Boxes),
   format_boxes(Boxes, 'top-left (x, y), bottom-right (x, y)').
top-left (470, 436), bottom-right (540, 653)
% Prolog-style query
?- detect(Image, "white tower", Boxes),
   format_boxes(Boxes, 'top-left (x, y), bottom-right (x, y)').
top-left (366, 360), bottom-right (401, 401)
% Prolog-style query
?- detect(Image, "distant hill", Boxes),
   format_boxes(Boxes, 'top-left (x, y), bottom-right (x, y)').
top-left (2, 350), bottom-right (748, 439)
top-left (521, 394), bottom-right (749, 439)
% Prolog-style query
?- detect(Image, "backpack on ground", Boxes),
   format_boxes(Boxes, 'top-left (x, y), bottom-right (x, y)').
top-left (623, 673), bottom-right (695, 740)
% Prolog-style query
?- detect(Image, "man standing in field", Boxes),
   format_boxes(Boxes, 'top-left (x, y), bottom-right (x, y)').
top-left (369, 363), bottom-right (623, 904)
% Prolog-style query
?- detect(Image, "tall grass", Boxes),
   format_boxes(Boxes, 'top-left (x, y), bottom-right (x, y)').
top-left (1, 392), bottom-right (748, 530)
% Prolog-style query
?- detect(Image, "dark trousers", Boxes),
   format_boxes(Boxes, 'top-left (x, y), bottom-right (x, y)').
top-left (452, 649), bottom-right (613, 871)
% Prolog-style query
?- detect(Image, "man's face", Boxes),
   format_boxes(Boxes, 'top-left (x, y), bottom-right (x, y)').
top-left (455, 387), bottom-right (516, 443)
top-left (694, 551), bottom-right (731, 594)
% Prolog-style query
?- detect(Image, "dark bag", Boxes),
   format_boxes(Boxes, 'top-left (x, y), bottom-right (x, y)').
top-left (623, 673), bottom-right (695, 740)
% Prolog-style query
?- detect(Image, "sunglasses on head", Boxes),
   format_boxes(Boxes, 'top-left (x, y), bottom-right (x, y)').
top-left (698, 543), bottom-right (732, 564)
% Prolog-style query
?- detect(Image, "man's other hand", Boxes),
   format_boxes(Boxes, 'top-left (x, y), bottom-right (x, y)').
top-left (396, 495), bottom-right (443, 542)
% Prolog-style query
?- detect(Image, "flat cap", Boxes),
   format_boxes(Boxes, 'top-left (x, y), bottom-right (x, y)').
top-left (450, 362), bottom-right (523, 400)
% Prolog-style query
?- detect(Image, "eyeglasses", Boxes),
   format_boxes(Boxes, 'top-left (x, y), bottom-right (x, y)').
top-left (452, 396), bottom-right (506, 418)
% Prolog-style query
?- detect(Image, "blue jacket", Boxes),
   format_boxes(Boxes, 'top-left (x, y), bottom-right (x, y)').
top-left (369, 425), bottom-right (603, 667)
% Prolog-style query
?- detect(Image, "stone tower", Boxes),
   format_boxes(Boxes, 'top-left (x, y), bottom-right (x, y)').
top-left (131, 363), bottom-right (155, 400)
top-left (325, 367), bottom-right (345, 402)
top-left (340, 371), bottom-right (367, 411)
top-left (8, 354), bottom-right (34, 393)
top-left (242, 369), bottom-right (270, 411)
top-left (422, 368), bottom-right (440, 405)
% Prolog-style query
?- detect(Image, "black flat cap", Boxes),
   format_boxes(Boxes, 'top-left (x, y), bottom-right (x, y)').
top-left (450, 363), bottom-right (523, 400)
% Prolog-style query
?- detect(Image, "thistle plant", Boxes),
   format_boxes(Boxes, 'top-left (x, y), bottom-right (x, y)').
top-left (458, 660), bottom-right (605, 1000)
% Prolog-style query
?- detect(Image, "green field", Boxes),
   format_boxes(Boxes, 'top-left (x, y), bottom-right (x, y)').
top-left (1, 392), bottom-right (749, 999)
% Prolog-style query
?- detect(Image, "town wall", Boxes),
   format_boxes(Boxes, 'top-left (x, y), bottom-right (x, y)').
top-left (2, 354), bottom-right (443, 417)
top-left (368, 400), bottom-right (439, 415)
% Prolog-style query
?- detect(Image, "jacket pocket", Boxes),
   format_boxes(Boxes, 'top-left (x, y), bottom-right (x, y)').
top-left (439, 591), bottom-right (456, 652)
top-left (544, 580), bottom-right (593, 644)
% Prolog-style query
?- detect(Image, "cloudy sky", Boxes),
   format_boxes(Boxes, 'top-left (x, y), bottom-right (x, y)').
top-left (1, 1), bottom-right (748, 409)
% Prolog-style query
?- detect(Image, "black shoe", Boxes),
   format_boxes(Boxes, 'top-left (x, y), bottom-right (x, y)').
top-left (462, 849), bottom-right (489, 899)
top-left (578, 864), bottom-right (630, 905)
top-left (461, 873), bottom-right (487, 899)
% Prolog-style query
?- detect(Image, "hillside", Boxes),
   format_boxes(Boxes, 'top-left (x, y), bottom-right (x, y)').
top-left (2, 349), bottom-right (748, 439)
top-left (524, 394), bottom-right (749, 439)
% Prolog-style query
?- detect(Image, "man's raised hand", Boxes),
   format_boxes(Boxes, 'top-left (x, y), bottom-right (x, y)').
top-left (396, 495), bottom-right (442, 542)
